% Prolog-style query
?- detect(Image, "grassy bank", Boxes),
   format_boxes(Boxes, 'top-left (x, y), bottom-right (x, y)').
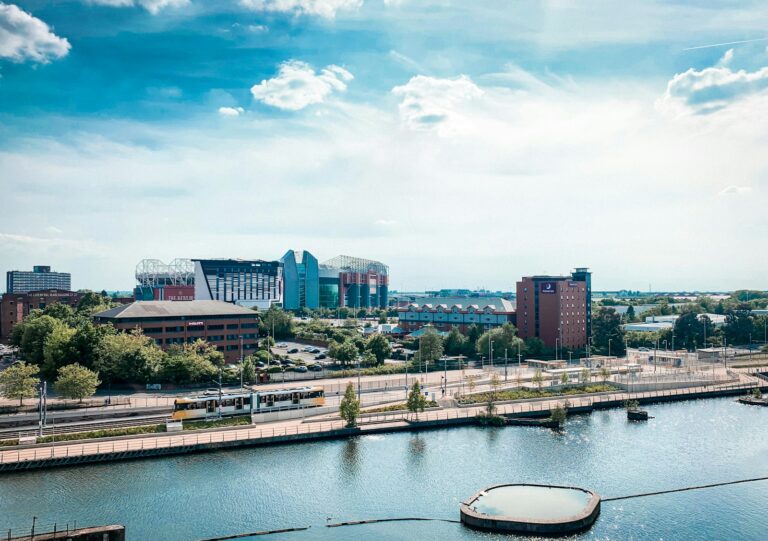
top-left (0, 438), bottom-right (19, 447)
top-left (363, 401), bottom-right (439, 414)
top-left (37, 425), bottom-right (165, 443)
top-left (182, 416), bottom-right (252, 430)
top-left (458, 384), bottom-right (618, 405)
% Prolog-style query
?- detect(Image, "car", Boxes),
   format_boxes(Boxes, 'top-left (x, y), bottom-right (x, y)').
top-left (308, 364), bottom-right (323, 371)
top-left (310, 348), bottom-right (321, 354)
top-left (255, 362), bottom-right (266, 368)
top-left (294, 365), bottom-right (308, 373)
top-left (302, 346), bottom-right (313, 352)
top-left (276, 343), bottom-right (288, 348)
top-left (288, 348), bottom-right (299, 354)
top-left (314, 353), bottom-right (327, 360)
top-left (202, 388), bottom-right (219, 396)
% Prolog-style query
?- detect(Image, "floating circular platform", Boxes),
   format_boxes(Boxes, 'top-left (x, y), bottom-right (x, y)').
top-left (460, 484), bottom-right (601, 536)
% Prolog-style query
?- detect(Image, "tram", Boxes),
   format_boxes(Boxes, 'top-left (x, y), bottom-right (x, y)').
top-left (171, 386), bottom-right (325, 421)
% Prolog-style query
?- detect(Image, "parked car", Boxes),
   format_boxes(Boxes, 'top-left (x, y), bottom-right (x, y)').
top-left (202, 388), bottom-right (219, 396)
top-left (308, 364), bottom-right (323, 372)
top-left (294, 365), bottom-right (308, 373)
top-left (310, 348), bottom-right (321, 354)
top-left (314, 353), bottom-right (327, 360)
top-left (288, 348), bottom-right (299, 354)
top-left (302, 346), bottom-right (314, 352)
top-left (255, 362), bottom-right (266, 368)
top-left (276, 343), bottom-right (288, 348)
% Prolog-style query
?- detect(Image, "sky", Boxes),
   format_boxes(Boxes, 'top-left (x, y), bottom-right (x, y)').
top-left (1, 0), bottom-right (767, 293)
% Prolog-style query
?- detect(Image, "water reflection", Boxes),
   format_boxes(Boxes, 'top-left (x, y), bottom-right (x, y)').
top-left (340, 437), bottom-right (360, 479)
top-left (408, 434), bottom-right (426, 464)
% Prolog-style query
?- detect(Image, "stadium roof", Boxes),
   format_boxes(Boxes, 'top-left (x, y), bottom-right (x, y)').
top-left (93, 300), bottom-right (257, 319)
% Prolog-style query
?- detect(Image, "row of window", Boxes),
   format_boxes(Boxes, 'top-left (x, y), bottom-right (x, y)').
top-left (143, 325), bottom-right (256, 334)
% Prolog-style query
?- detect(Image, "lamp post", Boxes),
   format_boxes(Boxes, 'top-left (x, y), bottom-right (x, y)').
top-left (489, 339), bottom-right (494, 371)
top-left (608, 338), bottom-right (612, 358)
top-left (443, 356), bottom-right (448, 395)
top-left (504, 348), bottom-right (508, 382)
top-left (357, 357), bottom-right (361, 400)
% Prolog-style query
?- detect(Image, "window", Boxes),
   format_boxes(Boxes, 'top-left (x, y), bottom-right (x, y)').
top-left (207, 324), bottom-right (224, 330)
top-left (227, 324), bottom-right (239, 329)
top-left (241, 323), bottom-right (257, 329)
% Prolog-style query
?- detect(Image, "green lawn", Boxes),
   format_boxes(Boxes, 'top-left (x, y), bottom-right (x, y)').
top-left (458, 384), bottom-right (618, 405)
top-left (363, 400), bottom-right (439, 413)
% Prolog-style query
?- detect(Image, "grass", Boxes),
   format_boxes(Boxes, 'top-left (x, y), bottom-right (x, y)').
top-left (0, 439), bottom-right (19, 447)
top-left (458, 384), bottom-right (618, 405)
top-left (363, 400), bottom-right (439, 413)
top-left (182, 416), bottom-right (252, 431)
top-left (36, 425), bottom-right (165, 444)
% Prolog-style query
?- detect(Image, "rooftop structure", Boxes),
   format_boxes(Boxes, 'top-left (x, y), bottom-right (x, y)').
top-left (193, 258), bottom-right (283, 310)
top-left (398, 296), bottom-right (515, 334)
top-left (135, 259), bottom-right (195, 287)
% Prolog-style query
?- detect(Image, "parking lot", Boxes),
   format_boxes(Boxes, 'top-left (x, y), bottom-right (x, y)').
top-left (271, 341), bottom-right (329, 367)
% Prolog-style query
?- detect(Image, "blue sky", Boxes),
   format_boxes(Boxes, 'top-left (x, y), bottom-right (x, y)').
top-left (1, 0), bottom-right (767, 292)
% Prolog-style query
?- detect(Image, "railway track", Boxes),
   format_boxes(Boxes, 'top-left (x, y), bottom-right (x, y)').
top-left (0, 414), bottom-right (170, 439)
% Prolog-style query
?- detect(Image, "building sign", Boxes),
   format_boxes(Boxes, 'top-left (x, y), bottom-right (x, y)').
top-left (568, 281), bottom-right (578, 288)
top-left (540, 281), bottom-right (557, 294)
top-left (187, 321), bottom-right (205, 327)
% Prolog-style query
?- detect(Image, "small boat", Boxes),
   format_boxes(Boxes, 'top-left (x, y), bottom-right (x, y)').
top-left (627, 409), bottom-right (650, 421)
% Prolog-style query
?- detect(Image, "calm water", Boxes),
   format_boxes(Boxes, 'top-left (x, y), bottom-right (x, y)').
top-left (471, 485), bottom-right (592, 520)
top-left (1, 397), bottom-right (768, 540)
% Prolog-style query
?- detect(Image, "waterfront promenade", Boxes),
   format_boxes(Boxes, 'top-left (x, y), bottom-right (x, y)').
top-left (0, 374), bottom-right (763, 472)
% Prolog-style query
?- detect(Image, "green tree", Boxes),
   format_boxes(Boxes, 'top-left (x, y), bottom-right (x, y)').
top-left (560, 372), bottom-right (570, 386)
top-left (259, 306), bottom-right (294, 339)
top-left (365, 334), bottom-right (391, 365)
top-left (54, 363), bottom-right (101, 402)
top-left (42, 322), bottom-right (78, 379)
top-left (532, 368), bottom-right (544, 390)
top-left (418, 327), bottom-right (443, 370)
top-left (328, 339), bottom-right (359, 366)
top-left (674, 311), bottom-right (707, 350)
top-left (599, 367), bottom-right (611, 383)
top-left (626, 305), bottom-right (636, 322)
top-left (550, 403), bottom-right (567, 427)
top-left (524, 337), bottom-right (544, 357)
top-left (16, 314), bottom-right (60, 366)
top-left (476, 323), bottom-right (524, 359)
top-left (443, 327), bottom-right (467, 356)
top-left (406, 380), bottom-right (427, 419)
top-left (724, 304), bottom-right (755, 345)
top-left (240, 357), bottom-right (257, 384)
top-left (0, 362), bottom-right (40, 405)
top-left (95, 330), bottom-right (163, 383)
top-left (77, 291), bottom-right (116, 315)
top-left (580, 368), bottom-right (591, 384)
top-left (592, 307), bottom-right (626, 356)
top-left (159, 344), bottom-right (219, 384)
top-left (339, 382), bottom-right (360, 428)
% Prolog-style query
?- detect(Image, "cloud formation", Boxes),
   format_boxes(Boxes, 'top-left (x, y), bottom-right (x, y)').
top-left (250, 60), bottom-right (353, 111)
top-left (240, 0), bottom-right (362, 19)
top-left (391, 75), bottom-right (482, 131)
top-left (718, 185), bottom-right (752, 196)
top-left (218, 106), bottom-right (244, 116)
top-left (661, 57), bottom-right (768, 115)
top-left (0, 3), bottom-right (70, 63)
top-left (86, 0), bottom-right (190, 15)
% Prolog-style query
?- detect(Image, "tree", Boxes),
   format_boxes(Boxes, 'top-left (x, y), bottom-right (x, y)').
top-left (592, 307), bottom-right (626, 356)
top-left (240, 357), bottom-right (257, 384)
top-left (524, 337), bottom-right (544, 357)
top-left (476, 323), bottom-right (524, 359)
top-left (724, 304), bottom-right (755, 345)
top-left (16, 314), bottom-right (60, 366)
top-left (599, 367), bottom-right (611, 384)
top-left (626, 305), bottom-right (636, 322)
top-left (339, 382), bottom-right (360, 427)
top-left (466, 374), bottom-right (478, 394)
top-left (418, 327), bottom-right (443, 369)
top-left (159, 343), bottom-right (219, 384)
top-left (443, 328), bottom-right (467, 356)
top-left (490, 373), bottom-right (501, 401)
top-left (54, 363), bottom-right (100, 402)
top-left (365, 334), bottom-right (391, 365)
top-left (550, 403), bottom-right (567, 427)
top-left (328, 339), bottom-right (359, 366)
top-left (42, 322), bottom-right (77, 379)
top-left (95, 330), bottom-right (163, 383)
top-left (580, 368), bottom-right (591, 384)
top-left (77, 291), bottom-right (116, 315)
top-left (532, 368), bottom-right (544, 390)
top-left (259, 306), bottom-right (294, 339)
top-left (560, 372), bottom-right (570, 386)
top-left (407, 380), bottom-right (427, 419)
top-left (0, 362), bottom-right (40, 405)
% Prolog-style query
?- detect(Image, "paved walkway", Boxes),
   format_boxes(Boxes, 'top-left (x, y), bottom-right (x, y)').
top-left (0, 375), bottom-right (761, 469)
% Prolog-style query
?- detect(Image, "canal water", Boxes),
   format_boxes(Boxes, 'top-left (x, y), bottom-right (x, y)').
top-left (1, 397), bottom-right (767, 540)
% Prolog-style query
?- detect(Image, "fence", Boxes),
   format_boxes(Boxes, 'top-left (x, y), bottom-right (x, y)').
top-left (1, 378), bottom-right (760, 468)
top-left (2, 519), bottom-right (80, 541)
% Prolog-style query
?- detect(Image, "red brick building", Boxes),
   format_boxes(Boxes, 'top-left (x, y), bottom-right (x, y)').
top-left (0, 289), bottom-right (85, 343)
top-left (516, 269), bottom-right (592, 351)
top-left (92, 300), bottom-right (260, 363)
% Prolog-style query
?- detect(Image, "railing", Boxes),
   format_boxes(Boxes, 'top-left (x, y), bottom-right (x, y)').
top-left (0, 379), bottom-right (758, 466)
top-left (2, 519), bottom-right (80, 540)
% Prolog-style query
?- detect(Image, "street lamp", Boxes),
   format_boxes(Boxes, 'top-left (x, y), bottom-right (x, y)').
top-left (608, 338), bottom-right (612, 358)
top-left (504, 348), bottom-right (508, 382)
top-left (489, 339), bottom-right (494, 371)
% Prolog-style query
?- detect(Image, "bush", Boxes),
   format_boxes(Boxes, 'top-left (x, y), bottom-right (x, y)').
top-left (37, 424), bottom-right (165, 443)
top-left (458, 384), bottom-right (617, 405)
top-left (476, 414), bottom-right (506, 427)
top-left (363, 401), bottom-right (438, 413)
top-left (183, 417), bottom-right (251, 430)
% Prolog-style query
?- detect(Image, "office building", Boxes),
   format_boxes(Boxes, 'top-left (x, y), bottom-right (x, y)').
top-left (320, 255), bottom-right (389, 309)
top-left (92, 301), bottom-right (260, 363)
top-left (280, 250), bottom-right (319, 310)
top-left (1, 289), bottom-right (84, 342)
top-left (6, 266), bottom-right (71, 294)
top-left (134, 258), bottom-right (195, 301)
top-left (516, 268), bottom-right (592, 350)
top-left (193, 259), bottom-right (283, 310)
top-left (397, 297), bottom-right (515, 334)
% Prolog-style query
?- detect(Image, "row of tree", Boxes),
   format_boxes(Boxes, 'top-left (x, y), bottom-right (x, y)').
top-left (0, 362), bottom-right (100, 405)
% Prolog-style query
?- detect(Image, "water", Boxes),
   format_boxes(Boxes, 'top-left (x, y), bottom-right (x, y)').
top-left (470, 485), bottom-right (593, 520)
top-left (1, 397), bottom-right (768, 540)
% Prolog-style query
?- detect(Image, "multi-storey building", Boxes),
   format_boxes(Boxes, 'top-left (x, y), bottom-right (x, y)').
top-left (92, 300), bottom-right (260, 363)
top-left (280, 250), bottom-right (319, 310)
top-left (320, 255), bottom-right (389, 309)
top-left (134, 258), bottom-right (195, 301)
top-left (6, 266), bottom-right (71, 294)
top-left (193, 259), bottom-right (283, 310)
top-left (1, 289), bottom-right (85, 342)
top-left (397, 297), bottom-right (516, 334)
top-left (516, 268), bottom-right (592, 350)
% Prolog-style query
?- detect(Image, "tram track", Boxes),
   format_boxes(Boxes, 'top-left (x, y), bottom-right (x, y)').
top-left (0, 414), bottom-right (170, 439)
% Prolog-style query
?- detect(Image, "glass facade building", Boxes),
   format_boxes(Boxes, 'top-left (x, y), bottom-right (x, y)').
top-left (280, 250), bottom-right (319, 310)
top-left (193, 259), bottom-right (282, 310)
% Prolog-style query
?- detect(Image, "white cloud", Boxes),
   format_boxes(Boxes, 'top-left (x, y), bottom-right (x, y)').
top-left (718, 185), bottom-right (752, 196)
top-left (239, 0), bottom-right (362, 19)
top-left (391, 74), bottom-right (483, 132)
top-left (218, 106), bottom-right (244, 117)
top-left (250, 60), bottom-right (353, 111)
top-left (659, 59), bottom-right (768, 115)
top-left (717, 48), bottom-right (734, 67)
top-left (44, 225), bottom-right (63, 235)
top-left (0, 3), bottom-right (70, 63)
top-left (86, 0), bottom-right (189, 14)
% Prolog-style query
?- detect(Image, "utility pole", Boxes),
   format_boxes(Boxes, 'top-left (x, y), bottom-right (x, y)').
top-left (357, 357), bottom-right (361, 400)
top-left (38, 382), bottom-right (47, 437)
top-left (489, 337), bottom-right (493, 371)
top-left (218, 368), bottom-right (223, 418)
top-left (504, 348), bottom-right (508, 382)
